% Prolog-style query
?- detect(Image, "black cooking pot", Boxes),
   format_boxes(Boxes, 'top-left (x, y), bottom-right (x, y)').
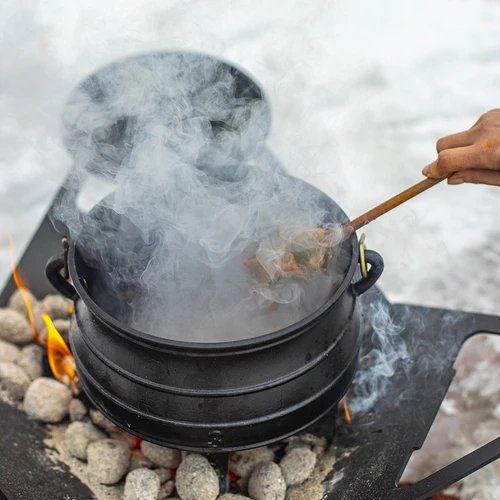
top-left (45, 180), bottom-right (383, 452)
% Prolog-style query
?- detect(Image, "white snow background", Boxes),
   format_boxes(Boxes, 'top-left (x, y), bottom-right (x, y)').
top-left (1, 0), bottom-right (500, 497)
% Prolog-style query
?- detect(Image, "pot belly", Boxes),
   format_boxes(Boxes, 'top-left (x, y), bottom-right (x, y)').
top-left (70, 290), bottom-right (361, 451)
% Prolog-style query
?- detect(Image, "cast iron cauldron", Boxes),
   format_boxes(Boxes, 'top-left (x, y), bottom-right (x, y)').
top-left (46, 178), bottom-right (383, 452)
top-left (45, 51), bottom-right (383, 451)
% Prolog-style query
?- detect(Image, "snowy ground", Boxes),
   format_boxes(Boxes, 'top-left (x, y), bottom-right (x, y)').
top-left (1, 0), bottom-right (500, 497)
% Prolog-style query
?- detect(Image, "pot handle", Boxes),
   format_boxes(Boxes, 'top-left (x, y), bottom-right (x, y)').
top-left (45, 255), bottom-right (78, 301)
top-left (351, 249), bottom-right (384, 296)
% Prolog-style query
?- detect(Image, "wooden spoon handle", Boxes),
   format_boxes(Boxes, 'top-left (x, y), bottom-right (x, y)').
top-left (342, 177), bottom-right (445, 234)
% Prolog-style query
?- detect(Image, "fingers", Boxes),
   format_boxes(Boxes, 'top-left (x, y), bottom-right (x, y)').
top-left (436, 109), bottom-right (500, 152)
top-left (448, 169), bottom-right (500, 187)
top-left (423, 145), bottom-right (482, 178)
top-left (472, 108), bottom-right (500, 127)
top-left (422, 159), bottom-right (439, 178)
top-left (436, 129), bottom-right (475, 152)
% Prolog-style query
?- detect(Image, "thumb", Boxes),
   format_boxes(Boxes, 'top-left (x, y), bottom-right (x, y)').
top-left (448, 169), bottom-right (500, 186)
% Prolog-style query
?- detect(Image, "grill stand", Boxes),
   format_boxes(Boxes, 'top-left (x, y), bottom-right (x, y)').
top-left (325, 288), bottom-right (500, 500)
top-left (206, 453), bottom-right (230, 494)
top-left (0, 179), bottom-right (77, 306)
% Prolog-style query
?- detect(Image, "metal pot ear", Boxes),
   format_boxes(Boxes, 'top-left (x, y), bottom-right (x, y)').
top-left (45, 255), bottom-right (78, 301)
top-left (351, 249), bottom-right (384, 296)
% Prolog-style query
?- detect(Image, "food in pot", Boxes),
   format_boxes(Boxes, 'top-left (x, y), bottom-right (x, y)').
top-left (245, 225), bottom-right (340, 285)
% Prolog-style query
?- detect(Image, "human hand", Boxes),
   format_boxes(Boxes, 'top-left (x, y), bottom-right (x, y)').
top-left (422, 109), bottom-right (500, 186)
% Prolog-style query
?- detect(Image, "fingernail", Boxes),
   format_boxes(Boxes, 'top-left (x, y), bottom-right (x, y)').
top-left (422, 165), bottom-right (430, 176)
top-left (448, 177), bottom-right (464, 185)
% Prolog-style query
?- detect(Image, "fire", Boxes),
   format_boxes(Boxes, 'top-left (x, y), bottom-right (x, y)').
top-left (228, 470), bottom-right (239, 482)
top-left (7, 233), bottom-right (44, 343)
top-left (8, 232), bottom-right (77, 388)
top-left (42, 313), bottom-right (77, 387)
top-left (342, 396), bottom-right (352, 424)
top-left (128, 436), bottom-right (143, 455)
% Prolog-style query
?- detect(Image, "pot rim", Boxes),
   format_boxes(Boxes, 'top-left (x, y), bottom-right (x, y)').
top-left (68, 234), bottom-right (359, 352)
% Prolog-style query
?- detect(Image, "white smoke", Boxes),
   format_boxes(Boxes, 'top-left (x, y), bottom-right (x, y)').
top-left (349, 300), bottom-right (410, 414)
top-left (52, 52), bottom-right (350, 342)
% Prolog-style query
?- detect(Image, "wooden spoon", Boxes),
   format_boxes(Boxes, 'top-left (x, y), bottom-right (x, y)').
top-left (340, 176), bottom-right (445, 237)
top-left (247, 176), bottom-right (445, 284)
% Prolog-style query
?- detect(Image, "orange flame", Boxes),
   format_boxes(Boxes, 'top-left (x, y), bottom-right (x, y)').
top-left (342, 396), bottom-right (352, 424)
top-left (42, 313), bottom-right (77, 387)
top-left (8, 232), bottom-right (77, 388)
top-left (7, 233), bottom-right (43, 343)
top-left (130, 436), bottom-right (142, 449)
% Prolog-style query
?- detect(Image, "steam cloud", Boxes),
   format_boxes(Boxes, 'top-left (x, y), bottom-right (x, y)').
top-left (53, 53), bottom-right (348, 342)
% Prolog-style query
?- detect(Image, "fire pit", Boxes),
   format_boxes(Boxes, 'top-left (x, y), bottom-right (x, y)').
top-left (1, 52), bottom-right (500, 500)
top-left (2, 284), bottom-right (500, 499)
